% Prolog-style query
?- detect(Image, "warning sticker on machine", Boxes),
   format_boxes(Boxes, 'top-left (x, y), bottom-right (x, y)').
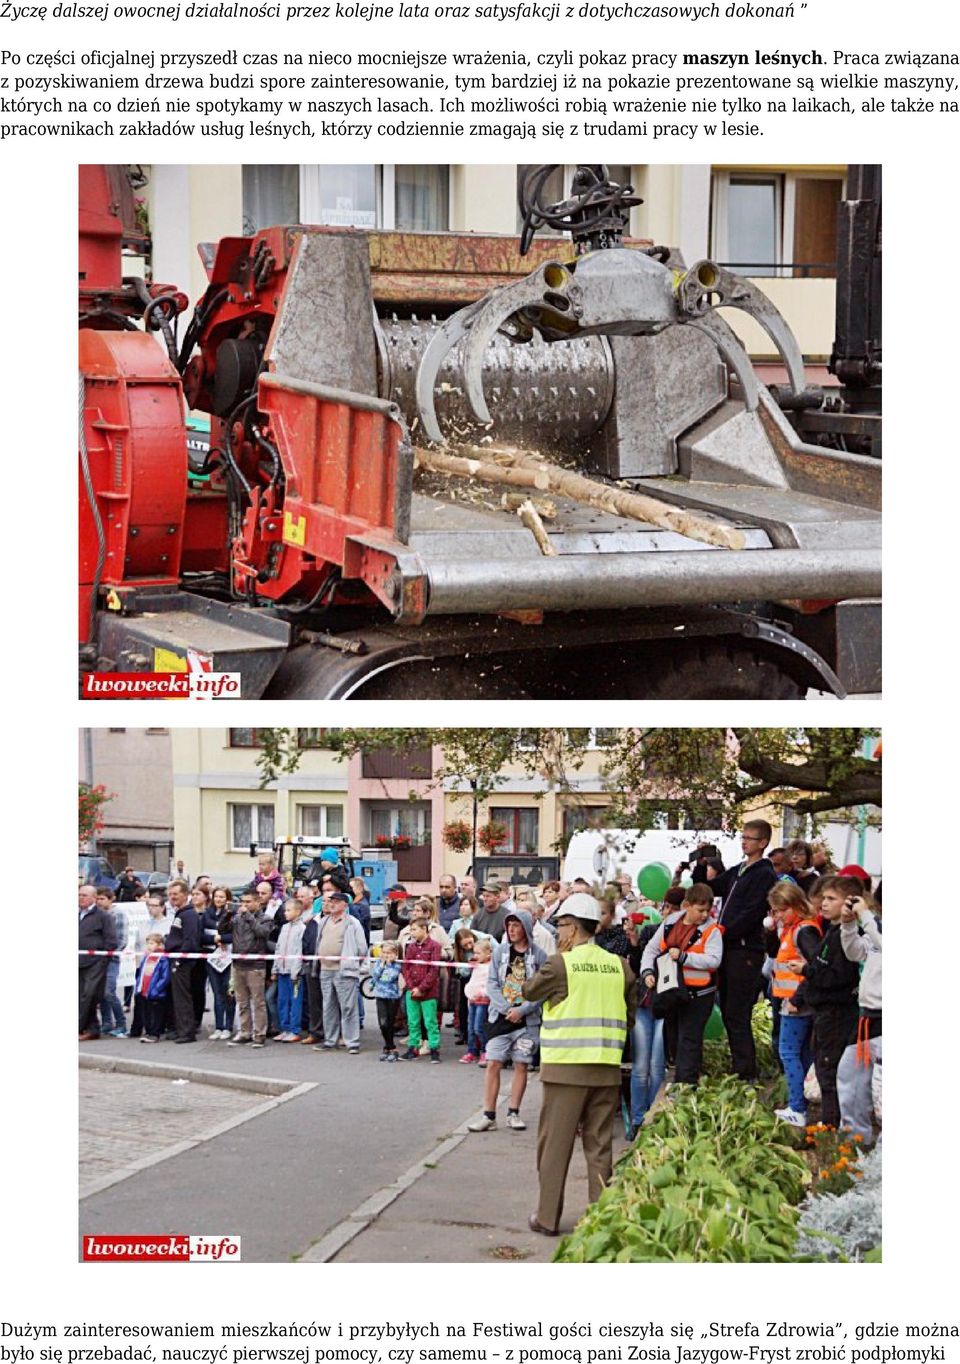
top-left (283, 511), bottom-right (306, 547)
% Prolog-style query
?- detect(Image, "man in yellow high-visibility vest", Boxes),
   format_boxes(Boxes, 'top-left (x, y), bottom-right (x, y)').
top-left (522, 892), bottom-right (636, 1236)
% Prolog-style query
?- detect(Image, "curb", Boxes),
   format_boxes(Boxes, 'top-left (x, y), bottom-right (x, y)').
top-left (79, 1052), bottom-right (301, 1097)
top-left (298, 1112), bottom-right (483, 1262)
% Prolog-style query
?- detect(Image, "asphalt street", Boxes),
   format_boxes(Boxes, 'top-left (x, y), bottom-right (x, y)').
top-left (79, 1022), bottom-right (539, 1262)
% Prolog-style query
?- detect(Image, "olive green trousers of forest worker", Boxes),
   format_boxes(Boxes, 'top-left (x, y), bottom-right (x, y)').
top-left (536, 1080), bottom-right (620, 1232)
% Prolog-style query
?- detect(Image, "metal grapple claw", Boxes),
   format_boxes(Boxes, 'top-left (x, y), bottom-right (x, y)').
top-left (678, 261), bottom-right (807, 398)
top-left (413, 242), bottom-right (810, 444)
top-left (459, 264), bottom-right (567, 424)
top-left (414, 297), bottom-right (487, 444)
top-left (681, 311), bottom-right (761, 411)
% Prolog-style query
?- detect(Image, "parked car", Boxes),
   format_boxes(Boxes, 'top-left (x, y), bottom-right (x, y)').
top-left (78, 854), bottom-right (118, 891)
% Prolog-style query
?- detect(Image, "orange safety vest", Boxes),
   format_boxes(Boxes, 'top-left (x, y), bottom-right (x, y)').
top-left (665, 918), bottom-right (720, 989)
top-left (772, 917), bottom-right (822, 999)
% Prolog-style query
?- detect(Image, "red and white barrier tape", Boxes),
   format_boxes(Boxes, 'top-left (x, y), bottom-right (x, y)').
top-left (79, 949), bottom-right (470, 968)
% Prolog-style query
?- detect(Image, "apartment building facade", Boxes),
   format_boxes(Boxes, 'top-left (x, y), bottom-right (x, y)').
top-left (169, 728), bottom-right (794, 895)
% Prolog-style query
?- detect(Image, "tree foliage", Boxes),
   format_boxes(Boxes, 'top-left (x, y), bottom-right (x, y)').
top-left (250, 728), bottom-right (880, 833)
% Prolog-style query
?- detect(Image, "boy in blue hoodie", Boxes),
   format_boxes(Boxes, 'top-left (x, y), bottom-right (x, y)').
top-left (370, 941), bottom-right (404, 1061)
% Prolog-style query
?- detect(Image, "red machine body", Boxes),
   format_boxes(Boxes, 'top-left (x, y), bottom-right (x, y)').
top-left (79, 329), bottom-right (188, 636)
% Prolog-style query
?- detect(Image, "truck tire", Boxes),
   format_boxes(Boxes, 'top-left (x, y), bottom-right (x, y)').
top-left (637, 645), bottom-right (804, 700)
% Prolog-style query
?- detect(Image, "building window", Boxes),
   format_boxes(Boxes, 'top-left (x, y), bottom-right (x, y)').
top-left (298, 804), bottom-right (344, 839)
top-left (228, 729), bottom-right (266, 748)
top-left (145, 728), bottom-right (169, 736)
top-left (230, 802), bottom-right (275, 851)
top-left (243, 165), bottom-right (300, 236)
top-left (711, 170), bottom-right (844, 279)
top-left (297, 728), bottom-right (341, 749)
top-left (302, 164), bottom-right (378, 227)
top-left (392, 166), bottom-right (449, 231)
top-left (368, 802), bottom-right (431, 845)
top-left (490, 807), bottom-right (539, 855)
top-left (361, 747), bottom-right (432, 780)
top-left (243, 166), bottom-right (451, 235)
top-left (568, 727), bottom-right (621, 749)
top-left (516, 165), bottom-right (633, 235)
top-left (562, 805), bottom-right (609, 839)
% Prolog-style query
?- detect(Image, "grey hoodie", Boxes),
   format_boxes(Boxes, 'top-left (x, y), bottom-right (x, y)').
top-left (840, 908), bottom-right (882, 1011)
top-left (487, 908), bottom-right (547, 1027)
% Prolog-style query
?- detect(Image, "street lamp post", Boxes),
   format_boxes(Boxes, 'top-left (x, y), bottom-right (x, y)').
top-left (470, 779), bottom-right (478, 875)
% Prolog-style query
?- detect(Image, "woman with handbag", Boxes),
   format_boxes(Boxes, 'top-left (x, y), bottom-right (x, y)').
top-left (639, 884), bottom-right (723, 1087)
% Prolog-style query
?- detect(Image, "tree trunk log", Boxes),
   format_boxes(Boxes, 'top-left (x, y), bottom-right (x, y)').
top-left (413, 447), bottom-right (550, 491)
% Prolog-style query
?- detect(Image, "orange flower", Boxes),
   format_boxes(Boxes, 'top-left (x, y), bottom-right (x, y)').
top-left (819, 1171), bottom-right (829, 1180)
top-left (852, 1134), bottom-right (863, 1143)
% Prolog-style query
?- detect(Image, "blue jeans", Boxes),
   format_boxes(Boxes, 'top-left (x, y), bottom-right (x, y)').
top-left (100, 958), bottom-right (125, 1032)
top-left (206, 963), bottom-right (235, 1032)
top-left (467, 1003), bottom-right (488, 1056)
top-left (779, 1012), bottom-right (815, 1113)
top-left (277, 974), bottom-right (301, 1033)
top-left (630, 1007), bottom-right (665, 1128)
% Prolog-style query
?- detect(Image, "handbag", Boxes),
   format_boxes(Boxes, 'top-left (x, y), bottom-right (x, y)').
top-left (651, 925), bottom-right (702, 1018)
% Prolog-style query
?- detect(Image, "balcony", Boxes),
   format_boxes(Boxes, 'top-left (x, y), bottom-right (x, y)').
top-left (361, 747), bottom-right (433, 781)
top-left (393, 843), bottom-right (433, 882)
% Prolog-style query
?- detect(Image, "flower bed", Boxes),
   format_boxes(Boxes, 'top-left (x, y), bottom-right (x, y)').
top-left (795, 1142), bottom-right (882, 1261)
top-left (554, 1078), bottom-right (810, 1263)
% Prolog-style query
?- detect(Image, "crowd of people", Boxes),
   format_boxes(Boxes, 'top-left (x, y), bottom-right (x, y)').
top-left (78, 828), bottom-right (881, 1234)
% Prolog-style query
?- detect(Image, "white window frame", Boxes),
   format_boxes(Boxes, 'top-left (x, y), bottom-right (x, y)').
top-left (228, 802), bottom-right (276, 853)
top-left (711, 169), bottom-right (846, 279)
top-left (711, 170), bottom-right (784, 276)
top-left (563, 727), bottom-right (621, 749)
top-left (299, 165), bottom-right (451, 231)
top-left (297, 804), bottom-right (345, 839)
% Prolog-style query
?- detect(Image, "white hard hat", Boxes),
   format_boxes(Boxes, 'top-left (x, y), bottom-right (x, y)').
top-left (557, 892), bottom-right (604, 924)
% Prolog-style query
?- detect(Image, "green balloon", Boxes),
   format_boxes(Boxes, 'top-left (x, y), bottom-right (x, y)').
top-left (637, 862), bottom-right (672, 901)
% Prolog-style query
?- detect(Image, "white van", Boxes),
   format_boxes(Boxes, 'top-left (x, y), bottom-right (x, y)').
top-left (562, 828), bottom-right (744, 895)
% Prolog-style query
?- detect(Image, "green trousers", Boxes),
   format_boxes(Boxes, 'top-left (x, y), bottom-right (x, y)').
top-left (406, 994), bottom-right (440, 1049)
